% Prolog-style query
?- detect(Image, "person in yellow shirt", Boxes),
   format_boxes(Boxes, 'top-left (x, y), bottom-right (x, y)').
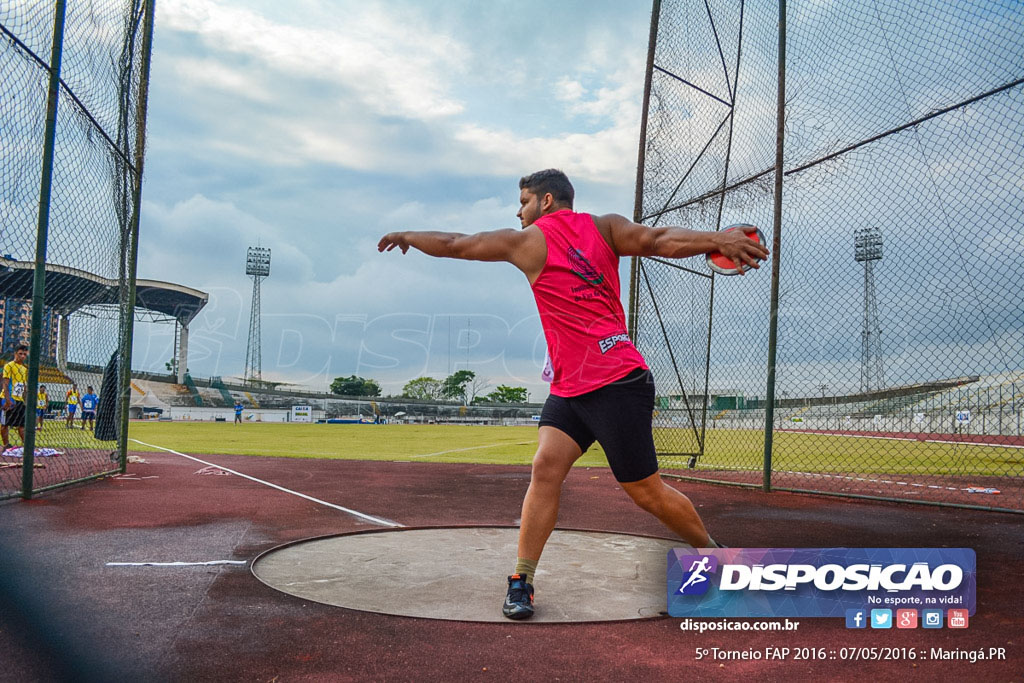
top-left (36, 384), bottom-right (49, 432)
top-left (2, 345), bottom-right (29, 453)
top-left (65, 383), bottom-right (80, 428)
top-left (0, 359), bottom-right (4, 451)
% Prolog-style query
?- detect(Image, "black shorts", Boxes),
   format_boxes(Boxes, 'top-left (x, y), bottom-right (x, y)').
top-left (82, 411), bottom-right (96, 420)
top-left (4, 401), bottom-right (27, 429)
top-left (539, 368), bottom-right (658, 483)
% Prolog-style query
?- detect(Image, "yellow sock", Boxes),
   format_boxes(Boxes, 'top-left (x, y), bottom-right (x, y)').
top-left (514, 557), bottom-right (538, 584)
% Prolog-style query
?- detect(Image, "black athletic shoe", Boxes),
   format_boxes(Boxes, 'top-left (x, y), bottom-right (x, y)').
top-left (502, 573), bottom-right (534, 620)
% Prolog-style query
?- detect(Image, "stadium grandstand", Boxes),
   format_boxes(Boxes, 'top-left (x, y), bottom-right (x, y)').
top-left (124, 372), bottom-right (541, 426)
top-left (0, 255), bottom-right (206, 407)
top-left (666, 373), bottom-right (1024, 441)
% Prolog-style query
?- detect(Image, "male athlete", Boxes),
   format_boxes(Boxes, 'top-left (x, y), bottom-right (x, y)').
top-left (80, 386), bottom-right (99, 431)
top-left (2, 345), bottom-right (30, 453)
top-left (36, 384), bottom-right (49, 431)
top-left (65, 383), bottom-right (80, 428)
top-left (378, 169), bottom-right (767, 620)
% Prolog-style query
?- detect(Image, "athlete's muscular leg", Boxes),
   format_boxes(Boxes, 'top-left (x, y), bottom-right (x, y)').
top-left (620, 472), bottom-right (711, 547)
top-left (517, 426), bottom-right (584, 562)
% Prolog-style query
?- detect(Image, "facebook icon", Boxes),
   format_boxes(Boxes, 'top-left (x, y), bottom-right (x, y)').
top-left (846, 609), bottom-right (867, 629)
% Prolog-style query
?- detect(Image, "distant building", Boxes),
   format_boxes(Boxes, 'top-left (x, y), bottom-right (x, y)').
top-left (0, 298), bottom-right (58, 360)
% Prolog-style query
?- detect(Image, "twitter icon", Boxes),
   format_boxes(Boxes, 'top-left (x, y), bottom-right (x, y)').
top-left (871, 609), bottom-right (892, 629)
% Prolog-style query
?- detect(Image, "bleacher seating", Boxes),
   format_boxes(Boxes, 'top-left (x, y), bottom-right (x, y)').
top-left (210, 376), bottom-right (235, 406)
top-left (51, 362), bottom-right (1017, 435)
top-left (703, 373), bottom-right (1023, 438)
top-left (182, 374), bottom-right (203, 407)
top-left (853, 391), bottom-right (943, 418)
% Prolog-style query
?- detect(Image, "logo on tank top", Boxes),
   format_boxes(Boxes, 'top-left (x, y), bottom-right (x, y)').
top-left (567, 247), bottom-right (604, 286)
top-left (598, 333), bottom-right (632, 354)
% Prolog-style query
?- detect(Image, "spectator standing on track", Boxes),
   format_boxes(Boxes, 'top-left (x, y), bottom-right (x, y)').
top-left (2, 345), bottom-right (30, 453)
top-left (234, 401), bottom-right (244, 424)
top-left (36, 384), bottom-right (49, 432)
top-left (81, 386), bottom-right (98, 431)
top-left (65, 384), bottom-right (80, 428)
top-left (378, 169), bottom-right (767, 620)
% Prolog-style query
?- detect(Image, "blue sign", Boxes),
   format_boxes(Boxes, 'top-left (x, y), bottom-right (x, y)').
top-left (667, 548), bottom-right (975, 618)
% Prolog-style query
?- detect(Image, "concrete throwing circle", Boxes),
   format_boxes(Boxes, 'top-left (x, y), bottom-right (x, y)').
top-left (252, 527), bottom-right (687, 623)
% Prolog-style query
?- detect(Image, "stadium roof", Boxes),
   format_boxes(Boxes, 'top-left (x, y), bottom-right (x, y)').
top-left (0, 257), bottom-right (208, 325)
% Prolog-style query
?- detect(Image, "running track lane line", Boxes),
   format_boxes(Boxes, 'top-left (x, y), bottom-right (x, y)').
top-left (687, 462), bottom-right (997, 493)
top-left (128, 439), bottom-right (403, 528)
top-left (775, 429), bottom-right (1024, 449)
top-left (107, 561), bottom-right (248, 567)
top-left (411, 442), bottom-right (532, 458)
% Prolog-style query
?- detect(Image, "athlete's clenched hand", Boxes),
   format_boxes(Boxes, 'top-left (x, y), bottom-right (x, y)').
top-left (714, 230), bottom-right (769, 274)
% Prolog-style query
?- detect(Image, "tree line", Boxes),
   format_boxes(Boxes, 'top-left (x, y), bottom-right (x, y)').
top-left (329, 371), bottom-right (529, 405)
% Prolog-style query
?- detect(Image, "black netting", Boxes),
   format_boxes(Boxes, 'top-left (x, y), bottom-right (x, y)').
top-left (1, 1), bottom-right (151, 499)
top-left (632, 0), bottom-right (1024, 511)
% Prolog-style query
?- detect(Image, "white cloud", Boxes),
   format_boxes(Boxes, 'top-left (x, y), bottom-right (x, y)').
top-left (554, 78), bottom-right (586, 103)
top-left (158, 0), bottom-right (468, 119)
top-left (149, 0), bottom-right (650, 184)
top-left (138, 194), bottom-right (314, 285)
top-left (170, 57), bottom-right (276, 103)
top-left (453, 123), bottom-right (639, 186)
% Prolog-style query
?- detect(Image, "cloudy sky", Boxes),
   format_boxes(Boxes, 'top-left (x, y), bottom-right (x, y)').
top-left (129, 1), bottom-right (1023, 401)
top-left (132, 0), bottom-right (654, 397)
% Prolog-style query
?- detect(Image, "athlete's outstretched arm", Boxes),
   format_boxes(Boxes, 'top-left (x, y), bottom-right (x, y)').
top-left (598, 213), bottom-right (769, 272)
top-left (379, 229), bottom-right (529, 261)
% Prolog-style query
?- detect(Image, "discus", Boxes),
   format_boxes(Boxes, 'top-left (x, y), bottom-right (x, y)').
top-left (706, 224), bottom-right (767, 275)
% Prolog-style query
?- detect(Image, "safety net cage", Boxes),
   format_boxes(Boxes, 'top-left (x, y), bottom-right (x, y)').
top-left (1, 0), bottom-right (155, 499)
top-left (630, 0), bottom-right (1024, 512)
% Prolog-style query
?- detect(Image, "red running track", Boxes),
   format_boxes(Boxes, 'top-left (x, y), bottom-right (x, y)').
top-left (1, 450), bottom-right (1021, 681)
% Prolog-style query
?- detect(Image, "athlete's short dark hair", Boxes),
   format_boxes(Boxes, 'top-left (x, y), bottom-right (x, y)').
top-left (519, 169), bottom-right (574, 208)
top-left (16, 344), bottom-right (27, 352)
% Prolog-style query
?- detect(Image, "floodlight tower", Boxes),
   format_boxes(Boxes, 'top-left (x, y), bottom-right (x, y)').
top-left (244, 246), bottom-right (271, 385)
top-left (853, 228), bottom-right (885, 393)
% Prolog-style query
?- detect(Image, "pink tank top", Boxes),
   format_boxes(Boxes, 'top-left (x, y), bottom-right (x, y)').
top-left (531, 210), bottom-right (647, 397)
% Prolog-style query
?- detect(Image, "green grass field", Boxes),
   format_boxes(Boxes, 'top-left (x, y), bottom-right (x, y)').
top-left (12, 421), bottom-right (112, 453)
top-left (127, 422), bottom-right (606, 468)
top-left (121, 422), bottom-right (1024, 478)
top-left (660, 429), bottom-right (1022, 477)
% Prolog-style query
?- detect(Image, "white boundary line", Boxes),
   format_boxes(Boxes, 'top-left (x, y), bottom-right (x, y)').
top-left (129, 439), bottom-right (403, 528)
top-left (411, 442), bottom-right (522, 458)
top-left (106, 560), bottom-right (248, 567)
